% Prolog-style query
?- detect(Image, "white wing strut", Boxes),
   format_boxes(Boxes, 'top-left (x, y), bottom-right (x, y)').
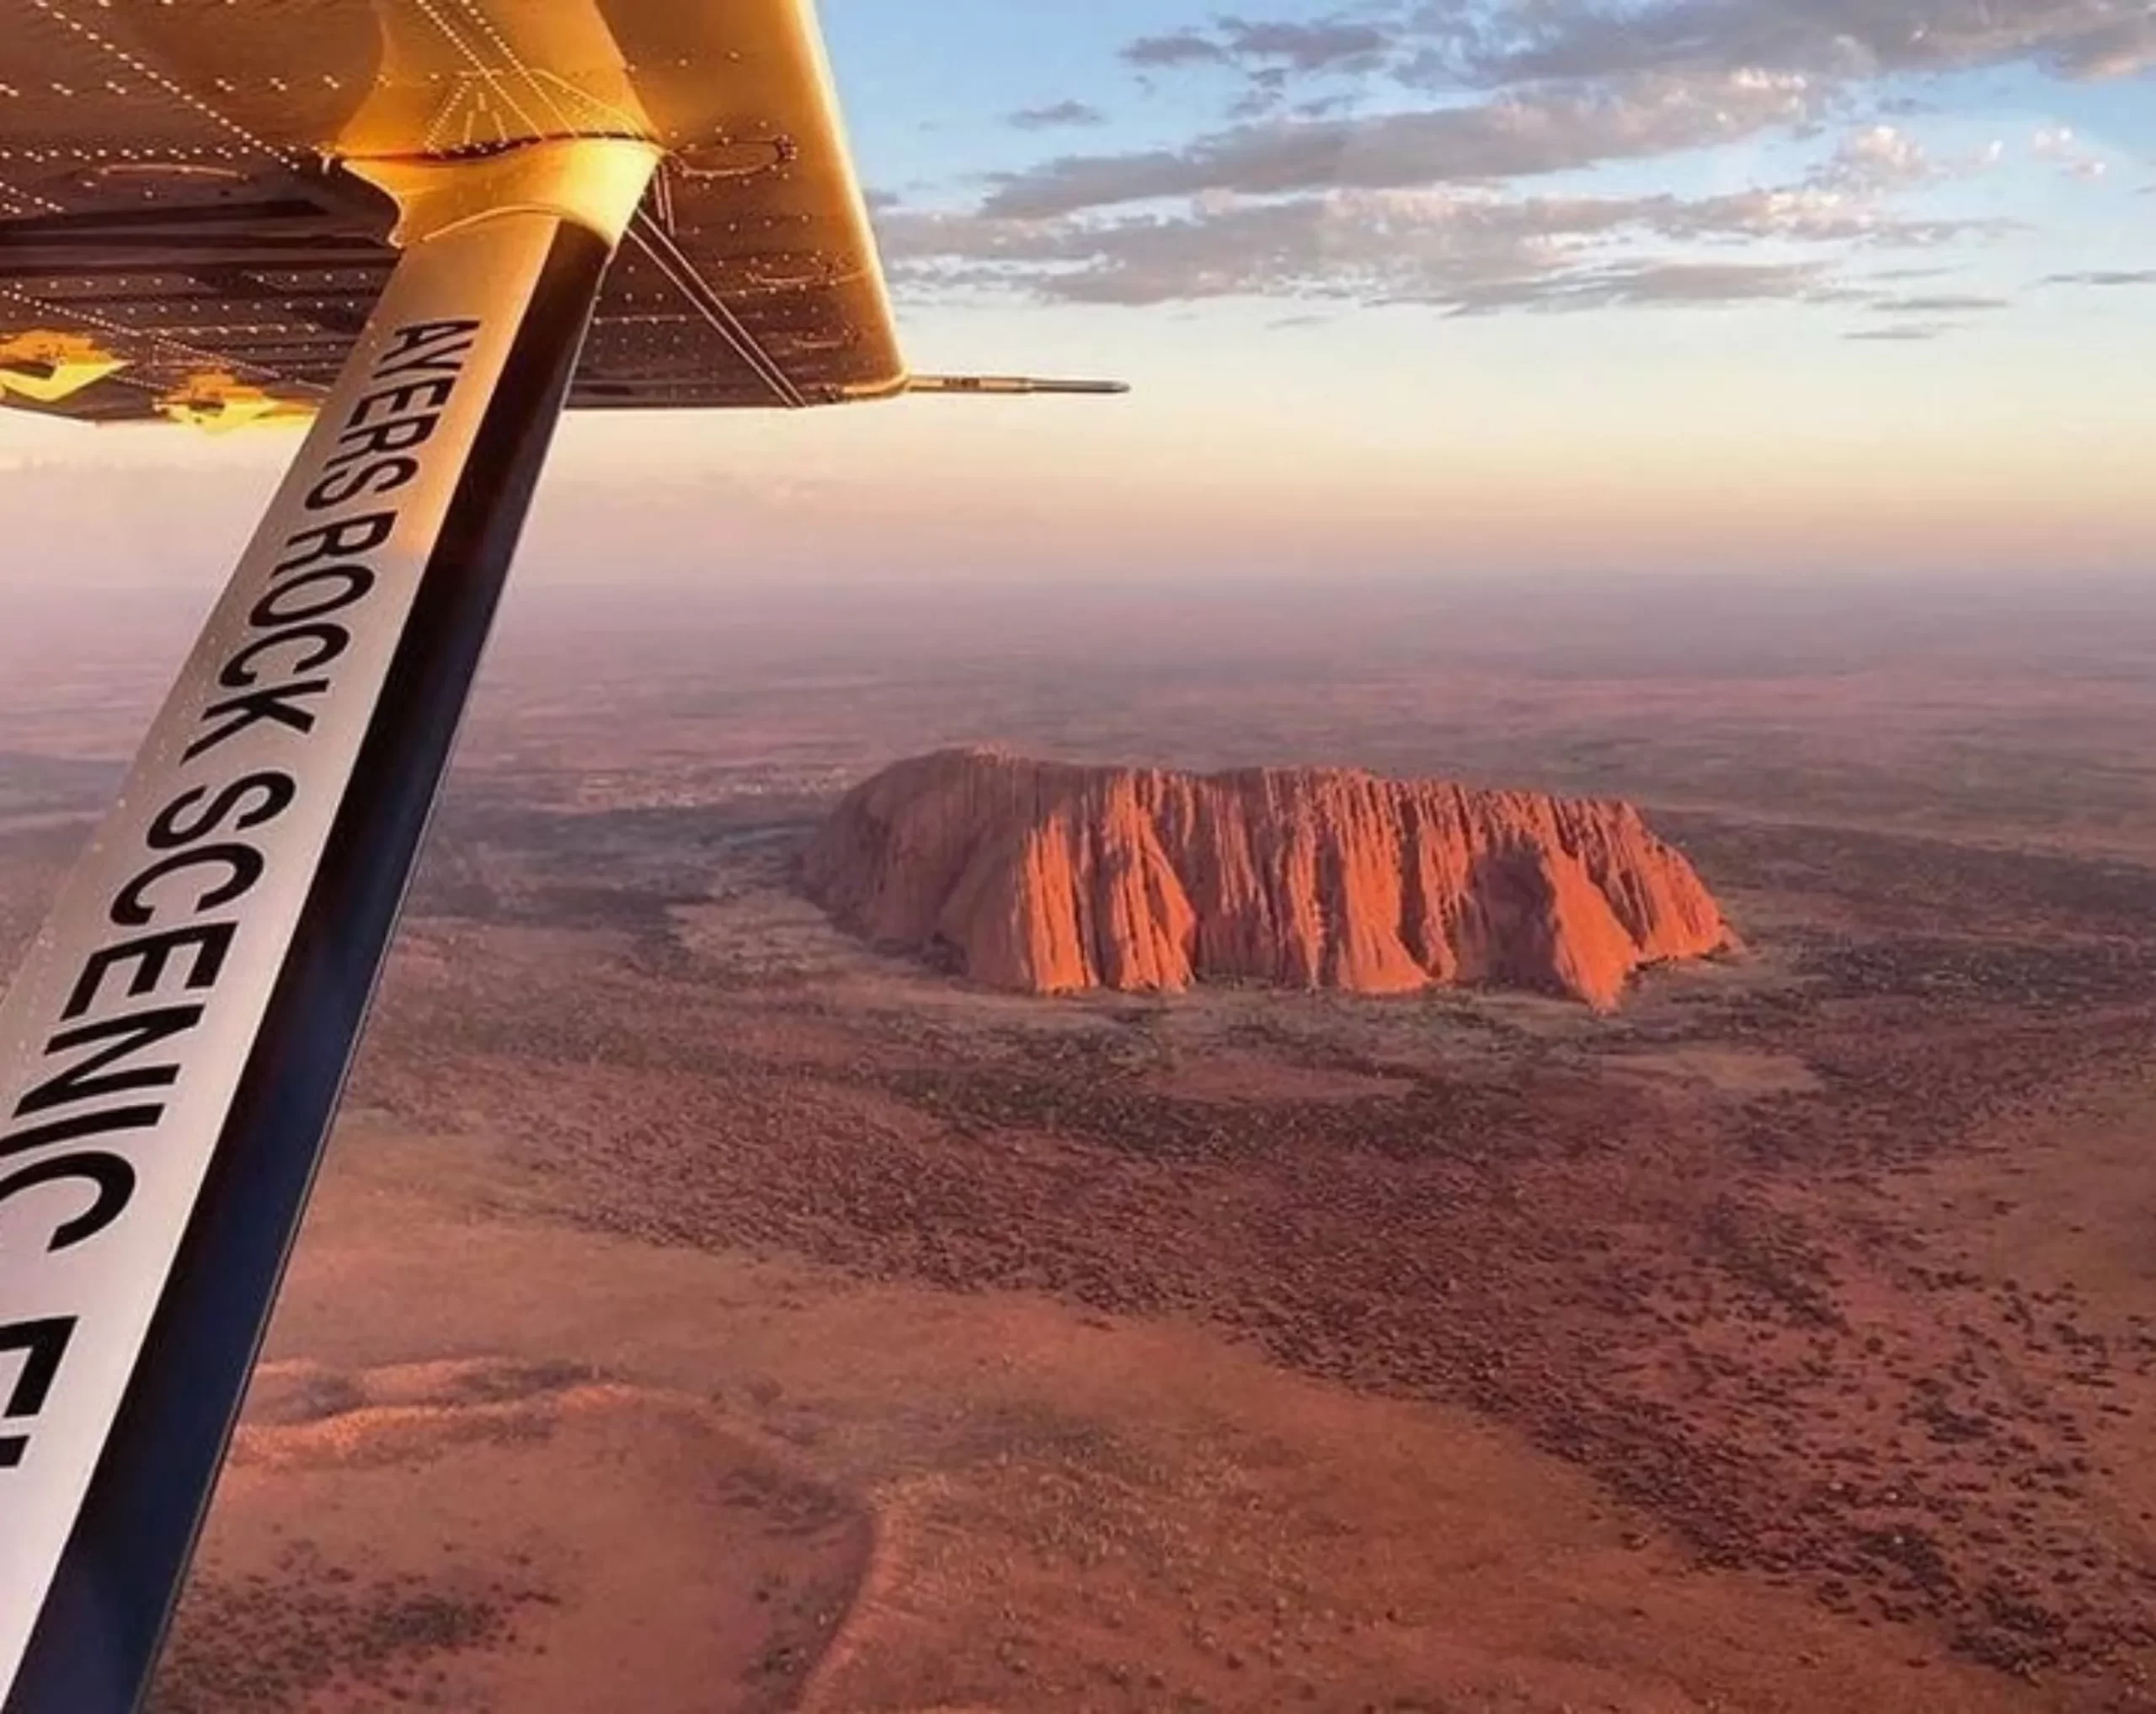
top-left (0, 137), bottom-right (657, 1714)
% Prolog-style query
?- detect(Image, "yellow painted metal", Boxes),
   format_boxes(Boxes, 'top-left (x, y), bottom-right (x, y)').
top-left (0, 0), bottom-right (906, 421)
top-left (151, 371), bottom-right (315, 430)
top-left (0, 331), bottom-right (127, 402)
top-left (346, 135), bottom-right (663, 245)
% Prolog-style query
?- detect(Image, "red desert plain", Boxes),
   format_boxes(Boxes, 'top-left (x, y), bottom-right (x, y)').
top-left (3, 572), bottom-right (2154, 1713)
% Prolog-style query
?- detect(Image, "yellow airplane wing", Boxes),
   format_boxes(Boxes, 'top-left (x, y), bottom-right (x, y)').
top-left (0, 0), bottom-right (930, 424)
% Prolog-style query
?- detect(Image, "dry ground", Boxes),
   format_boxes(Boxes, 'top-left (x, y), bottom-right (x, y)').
top-left (1, 579), bottom-right (2152, 1711)
top-left (173, 1113), bottom-right (2077, 1714)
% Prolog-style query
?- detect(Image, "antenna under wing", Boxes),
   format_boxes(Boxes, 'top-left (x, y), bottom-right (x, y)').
top-left (905, 374), bottom-right (1130, 396)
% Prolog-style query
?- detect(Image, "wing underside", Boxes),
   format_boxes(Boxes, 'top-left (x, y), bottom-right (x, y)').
top-left (0, 0), bottom-right (908, 423)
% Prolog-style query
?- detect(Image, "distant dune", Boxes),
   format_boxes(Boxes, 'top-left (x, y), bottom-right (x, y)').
top-left (800, 748), bottom-right (1733, 1009)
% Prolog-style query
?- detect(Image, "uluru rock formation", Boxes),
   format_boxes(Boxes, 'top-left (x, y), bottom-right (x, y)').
top-left (800, 749), bottom-right (1734, 1010)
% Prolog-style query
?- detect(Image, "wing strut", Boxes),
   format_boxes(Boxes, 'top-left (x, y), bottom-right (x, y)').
top-left (0, 136), bottom-right (658, 1714)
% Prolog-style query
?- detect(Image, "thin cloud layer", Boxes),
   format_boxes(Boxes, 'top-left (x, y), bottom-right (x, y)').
top-left (1127, 0), bottom-right (2156, 91)
top-left (1009, 100), bottom-right (1109, 130)
top-left (1442, 258), bottom-right (1831, 312)
top-left (1125, 16), bottom-right (1393, 72)
top-left (1449, 0), bottom-right (2156, 87)
top-left (879, 0), bottom-right (2149, 327)
top-left (1845, 322), bottom-right (1954, 339)
top-left (881, 181), bottom-right (1999, 312)
top-left (984, 71), bottom-right (1818, 218)
top-left (1873, 292), bottom-right (2010, 311)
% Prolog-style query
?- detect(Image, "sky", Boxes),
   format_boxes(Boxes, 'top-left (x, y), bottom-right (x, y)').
top-left (4, 0), bottom-right (2154, 590)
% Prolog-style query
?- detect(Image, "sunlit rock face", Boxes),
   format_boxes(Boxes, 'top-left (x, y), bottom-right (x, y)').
top-left (802, 748), bottom-right (1735, 1011)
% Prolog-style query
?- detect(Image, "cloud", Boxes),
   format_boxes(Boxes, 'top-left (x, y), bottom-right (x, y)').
top-left (1653, 186), bottom-right (1993, 247)
top-left (2052, 16), bottom-right (2156, 77)
top-left (1111, 0), bottom-right (2156, 120)
top-left (1441, 258), bottom-right (1831, 312)
top-left (878, 178), bottom-right (1995, 312)
top-left (1123, 29), bottom-right (1231, 68)
top-left (2030, 122), bottom-right (2116, 179)
top-left (1846, 323), bottom-right (1952, 339)
top-left (1123, 13), bottom-right (1392, 75)
top-left (2045, 268), bottom-right (2156, 285)
top-left (1869, 292), bottom-right (2009, 311)
top-left (941, 0), bottom-right (2132, 330)
top-left (1442, 0), bottom-right (2156, 88)
top-left (983, 71), bottom-right (1818, 217)
top-left (1822, 123), bottom-right (1932, 187)
top-left (1123, 13), bottom-right (1399, 118)
top-left (1008, 99), bottom-right (1107, 130)
top-left (1211, 16), bottom-right (1395, 72)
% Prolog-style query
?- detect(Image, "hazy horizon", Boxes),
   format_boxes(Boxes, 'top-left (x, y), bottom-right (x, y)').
top-left (4, 0), bottom-right (2152, 588)
top-left (16, 553), bottom-right (2156, 652)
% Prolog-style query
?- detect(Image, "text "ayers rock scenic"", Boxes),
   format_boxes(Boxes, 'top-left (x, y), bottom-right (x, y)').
top-left (801, 749), bottom-right (1735, 1010)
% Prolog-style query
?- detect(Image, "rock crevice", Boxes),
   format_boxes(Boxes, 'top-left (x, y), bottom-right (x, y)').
top-left (801, 749), bottom-right (1733, 1009)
